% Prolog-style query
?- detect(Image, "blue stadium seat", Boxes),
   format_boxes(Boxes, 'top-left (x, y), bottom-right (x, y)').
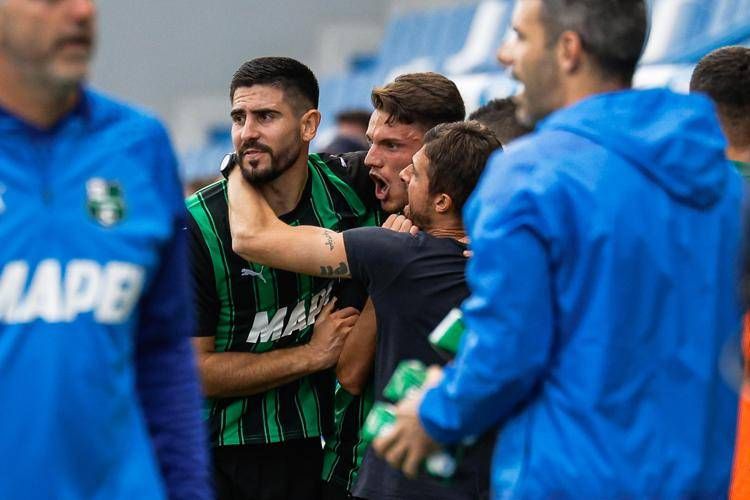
top-left (708, 0), bottom-right (739, 36)
top-left (452, 71), bottom-right (518, 113)
top-left (443, 0), bottom-right (514, 75)
top-left (376, 5), bottom-right (478, 81)
top-left (641, 0), bottom-right (713, 63)
top-left (433, 4), bottom-right (479, 73)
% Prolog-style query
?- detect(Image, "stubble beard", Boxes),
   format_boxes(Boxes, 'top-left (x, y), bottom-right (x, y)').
top-left (239, 140), bottom-right (303, 185)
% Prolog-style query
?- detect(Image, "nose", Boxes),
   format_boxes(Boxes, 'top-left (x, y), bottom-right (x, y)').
top-left (239, 118), bottom-right (261, 143)
top-left (365, 145), bottom-right (382, 170)
top-left (68, 0), bottom-right (97, 23)
top-left (399, 164), bottom-right (413, 183)
top-left (496, 38), bottom-right (514, 68)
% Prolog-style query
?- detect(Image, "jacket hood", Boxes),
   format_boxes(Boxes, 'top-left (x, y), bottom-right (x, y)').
top-left (539, 88), bottom-right (729, 209)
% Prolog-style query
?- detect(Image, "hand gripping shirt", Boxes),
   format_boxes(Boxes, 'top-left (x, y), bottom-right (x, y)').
top-left (0, 89), bottom-right (207, 498)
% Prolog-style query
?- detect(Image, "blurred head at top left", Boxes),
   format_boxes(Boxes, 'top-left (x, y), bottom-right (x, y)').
top-left (0, 0), bottom-right (96, 89)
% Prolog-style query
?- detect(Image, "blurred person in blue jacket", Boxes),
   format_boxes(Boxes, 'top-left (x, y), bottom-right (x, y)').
top-left (374, 0), bottom-right (744, 498)
top-left (0, 1), bottom-right (209, 498)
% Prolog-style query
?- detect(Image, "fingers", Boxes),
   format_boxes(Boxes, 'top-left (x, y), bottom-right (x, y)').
top-left (373, 425), bottom-right (401, 463)
top-left (317, 297), bottom-right (337, 320)
top-left (330, 306), bottom-right (360, 319)
top-left (335, 316), bottom-right (359, 337)
top-left (382, 214), bottom-right (417, 234)
top-left (384, 440), bottom-right (410, 473)
top-left (382, 214), bottom-right (399, 230)
top-left (402, 447), bottom-right (423, 479)
top-left (462, 249), bottom-right (473, 259)
top-left (396, 216), bottom-right (413, 233)
top-left (409, 224), bottom-right (419, 236)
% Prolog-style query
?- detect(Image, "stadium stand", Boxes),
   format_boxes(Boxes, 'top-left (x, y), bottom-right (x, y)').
top-left (181, 0), bottom-right (750, 186)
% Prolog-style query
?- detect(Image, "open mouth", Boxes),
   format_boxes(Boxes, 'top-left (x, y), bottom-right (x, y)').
top-left (369, 171), bottom-right (389, 200)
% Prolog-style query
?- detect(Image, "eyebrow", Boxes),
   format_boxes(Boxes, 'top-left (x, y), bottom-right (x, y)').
top-left (230, 107), bottom-right (280, 117)
top-left (369, 135), bottom-right (403, 145)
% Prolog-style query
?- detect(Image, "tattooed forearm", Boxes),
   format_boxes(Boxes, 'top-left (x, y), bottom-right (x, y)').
top-left (320, 262), bottom-right (349, 277)
top-left (322, 230), bottom-right (335, 251)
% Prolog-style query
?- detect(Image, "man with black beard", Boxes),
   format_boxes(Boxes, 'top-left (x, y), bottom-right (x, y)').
top-left (187, 57), bottom-right (382, 500)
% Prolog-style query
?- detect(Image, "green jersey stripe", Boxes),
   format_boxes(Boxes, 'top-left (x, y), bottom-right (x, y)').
top-left (221, 400), bottom-right (244, 446)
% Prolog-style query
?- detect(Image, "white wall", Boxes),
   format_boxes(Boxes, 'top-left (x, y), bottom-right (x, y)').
top-left (90, 0), bottom-right (396, 143)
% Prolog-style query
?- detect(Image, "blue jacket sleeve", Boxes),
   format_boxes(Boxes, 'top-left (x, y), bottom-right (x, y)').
top-left (135, 122), bottom-right (211, 500)
top-left (418, 154), bottom-right (556, 445)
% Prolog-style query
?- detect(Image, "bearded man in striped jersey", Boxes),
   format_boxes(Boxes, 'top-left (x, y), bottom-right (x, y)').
top-left (188, 57), bottom-right (380, 500)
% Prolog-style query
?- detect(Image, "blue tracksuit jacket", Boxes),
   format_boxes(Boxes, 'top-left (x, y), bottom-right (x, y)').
top-left (0, 89), bottom-right (208, 499)
top-left (419, 89), bottom-right (743, 499)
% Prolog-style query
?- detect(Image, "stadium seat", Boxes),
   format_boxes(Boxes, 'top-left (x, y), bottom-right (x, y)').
top-left (296, 0), bottom-right (750, 154)
top-left (641, 0), bottom-right (713, 63)
top-left (379, 4), bottom-right (478, 81)
top-left (708, 0), bottom-right (739, 36)
top-left (450, 71), bottom-right (518, 113)
top-left (443, 0), bottom-right (514, 75)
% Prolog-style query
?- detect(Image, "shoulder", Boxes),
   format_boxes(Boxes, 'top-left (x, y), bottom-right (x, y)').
top-left (309, 151), bottom-right (377, 210)
top-left (344, 228), bottom-right (443, 258)
top-left (186, 179), bottom-right (227, 219)
top-left (311, 151), bottom-right (367, 178)
top-left (83, 88), bottom-right (170, 147)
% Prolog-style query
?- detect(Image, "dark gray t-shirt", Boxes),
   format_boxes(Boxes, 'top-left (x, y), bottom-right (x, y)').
top-left (343, 227), bottom-right (491, 500)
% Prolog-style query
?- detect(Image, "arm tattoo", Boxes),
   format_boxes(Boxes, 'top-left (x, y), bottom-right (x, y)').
top-left (322, 230), bottom-right (335, 251)
top-left (320, 262), bottom-right (349, 277)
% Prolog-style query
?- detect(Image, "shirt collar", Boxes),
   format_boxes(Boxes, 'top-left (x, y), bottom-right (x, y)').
top-left (0, 85), bottom-right (92, 134)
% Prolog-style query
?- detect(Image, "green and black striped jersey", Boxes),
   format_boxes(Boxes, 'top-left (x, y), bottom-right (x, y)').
top-left (187, 152), bottom-right (379, 446)
top-left (322, 383), bottom-right (374, 491)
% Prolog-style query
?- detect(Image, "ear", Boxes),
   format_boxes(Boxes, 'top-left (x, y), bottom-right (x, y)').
top-left (300, 109), bottom-right (321, 142)
top-left (556, 30), bottom-right (584, 74)
top-left (433, 193), bottom-right (453, 215)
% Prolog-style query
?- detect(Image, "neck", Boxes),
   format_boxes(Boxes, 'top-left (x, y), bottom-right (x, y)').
top-left (564, 74), bottom-right (627, 109)
top-left (259, 149), bottom-right (310, 216)
top-left (0, 59), bottom-right (79, 128)
top-left (425, 216), bottom-right (465, 240)
top-left (728, 145), bottom-right (750, 164)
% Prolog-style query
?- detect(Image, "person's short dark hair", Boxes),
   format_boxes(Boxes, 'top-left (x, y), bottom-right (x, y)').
top-left (230, 57), bottom-right (319, 113)
top-left (539, 0), bottom-right (648, 84)
top-left (468, 98), bottom-right (533, 145)
top-left (371, 72), bottom-right (465, 131)
top-left (422, 121), bottom-right (501, 213)
top-left (335, 109), bottom-right (371, 129)
top-left (690, 46), bottom-right (750, 148)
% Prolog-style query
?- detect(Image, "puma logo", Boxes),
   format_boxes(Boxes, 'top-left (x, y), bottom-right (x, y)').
top-left (241, 267), bottom-right (267, 283)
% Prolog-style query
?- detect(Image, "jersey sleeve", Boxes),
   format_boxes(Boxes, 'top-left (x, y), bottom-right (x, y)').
top-left (186, 212), bottom-right (220, 337)
top-left (342, 227), bottom-right (414, 296)
top-left (323, 151), bottom-right (378, 211)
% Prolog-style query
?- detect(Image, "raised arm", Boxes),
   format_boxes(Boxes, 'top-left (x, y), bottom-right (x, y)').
top-left (227, 167), bottom-right (351, 279)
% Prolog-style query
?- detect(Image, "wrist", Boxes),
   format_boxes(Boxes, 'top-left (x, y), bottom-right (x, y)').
top-left (299, 344), bottom-right (326, 373)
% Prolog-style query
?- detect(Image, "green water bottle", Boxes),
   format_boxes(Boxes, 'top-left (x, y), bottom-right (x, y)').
top-left (428, 308), bottom-right (465, 356)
